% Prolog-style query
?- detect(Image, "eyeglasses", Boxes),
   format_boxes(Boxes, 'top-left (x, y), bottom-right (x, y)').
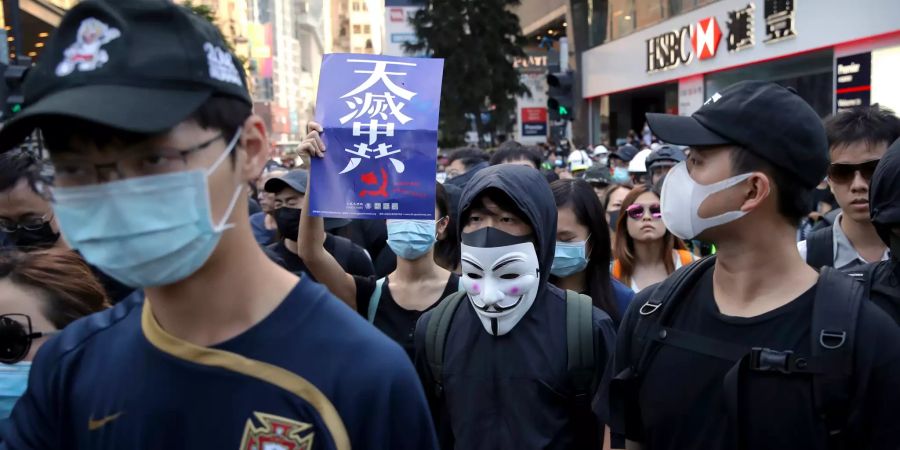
top-left (626, 203), bottom-right (662, 220)
top-left (0, 213), bottom-right (52, 233)
top-left (827, 159), bottom-right (880, 184)
top-left (49, 133), bottom-right (225, 187)
top-left (0, 314), bottom-right (58, 364)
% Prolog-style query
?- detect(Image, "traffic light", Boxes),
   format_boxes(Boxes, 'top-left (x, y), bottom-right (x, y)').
top-left (2, 57), bottom-right (30, 123)
top-left (547, 71), bottom-right (574, 121)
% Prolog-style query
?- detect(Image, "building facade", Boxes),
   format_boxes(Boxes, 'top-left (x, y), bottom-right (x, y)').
top-left (580, 0), bottom-right (900, 147)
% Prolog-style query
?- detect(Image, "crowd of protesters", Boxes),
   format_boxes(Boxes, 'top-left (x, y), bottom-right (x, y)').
top-left (0, 1), bottom-right (897, 449)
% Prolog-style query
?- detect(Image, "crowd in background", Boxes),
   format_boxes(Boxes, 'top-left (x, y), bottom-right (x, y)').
top-left (0, 2), bottom-right (898, 448)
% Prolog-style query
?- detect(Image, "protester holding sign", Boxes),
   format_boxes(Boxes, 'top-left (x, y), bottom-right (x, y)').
top-left (297, 123), bottom-right (457, 359)
top-left (0, 2), bottom-right (436, 448)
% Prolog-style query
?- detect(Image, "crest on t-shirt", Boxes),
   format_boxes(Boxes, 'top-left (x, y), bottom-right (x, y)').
top-left (239, 412), bottom-right (315, 450)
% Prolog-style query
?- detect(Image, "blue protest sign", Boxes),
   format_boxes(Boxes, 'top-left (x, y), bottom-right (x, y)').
top-left (310, 54), bottom-right (444, 219)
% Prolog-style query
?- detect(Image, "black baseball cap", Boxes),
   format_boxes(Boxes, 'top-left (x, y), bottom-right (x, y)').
top-left (583, 166), bottom-right (612, 186)
top-left (609, 144), bottom-right (639, 162)
top-left (646, 81), bottom-right (828, 188)
top-left (264, 170), bottom-right (352, 230)
top-left (0, 0), bottom-right (252, 151)
top-left (265, 170), bottom-right (308, 195)
top-left (646, 145), bottom-right (686, 170)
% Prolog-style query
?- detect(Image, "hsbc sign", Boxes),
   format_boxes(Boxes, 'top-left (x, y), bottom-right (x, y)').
top-left (646, 17), bottom-right (723, 73)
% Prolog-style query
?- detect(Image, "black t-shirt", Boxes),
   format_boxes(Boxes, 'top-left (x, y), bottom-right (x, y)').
top-left (265, 234), bottom-right (375, 281)
top-left (615, 265), bottom-right (900, 450)
top-left (355, 273), bottom-right (459, 359)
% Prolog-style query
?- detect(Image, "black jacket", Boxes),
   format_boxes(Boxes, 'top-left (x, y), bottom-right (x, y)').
top-left (867, 138), bottom-right (900, 325)
top-left (414, 165), bottom-right (617, 449)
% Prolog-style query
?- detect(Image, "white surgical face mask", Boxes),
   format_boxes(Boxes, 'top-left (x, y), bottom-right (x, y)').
top-left (460, 227), bottom-right (540, 337)
top-left (660, 162), bottom-right (753, 240)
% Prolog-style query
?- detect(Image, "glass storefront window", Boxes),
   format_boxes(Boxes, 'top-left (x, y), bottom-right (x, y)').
top-left (600, 0), bottom-right (720, 44)
top-left (704, 49), bottom-right (834, 117)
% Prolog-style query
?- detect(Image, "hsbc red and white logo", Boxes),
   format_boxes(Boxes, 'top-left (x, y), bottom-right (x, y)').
top-left (647, 16), bottom-right (724, 72)
top-left (691, 17), bottom-right (722, 60)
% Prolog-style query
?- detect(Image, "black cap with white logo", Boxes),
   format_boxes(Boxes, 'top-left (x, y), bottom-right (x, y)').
top-left (646, 80), bottom-right (828, 188)
top-left (0, 0), bottom-right (251, 150)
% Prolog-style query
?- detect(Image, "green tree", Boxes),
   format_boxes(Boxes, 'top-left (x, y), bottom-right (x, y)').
top-left (406, 0), bottom-right (529, 147)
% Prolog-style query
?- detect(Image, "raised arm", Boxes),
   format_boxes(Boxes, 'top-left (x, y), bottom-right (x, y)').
top-left (296, 122), bottom-right (359, 308)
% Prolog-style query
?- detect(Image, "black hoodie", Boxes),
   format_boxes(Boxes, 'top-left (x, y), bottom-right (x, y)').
top-left (866, 138), bottom-right (900, 324)
top-left (414, 164), bottom-right (617, 449)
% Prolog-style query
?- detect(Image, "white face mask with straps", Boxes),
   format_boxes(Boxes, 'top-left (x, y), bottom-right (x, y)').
top-left (660, 162), bottom-right (753, 240)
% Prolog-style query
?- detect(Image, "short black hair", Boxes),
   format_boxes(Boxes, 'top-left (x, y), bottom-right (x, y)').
top-left (447, 147), bottom-right (488, 170)
top-left (462, 187), bottom-right (531, 229)
top-left (42, 96), bottom-right (251, 157)
top-left (0, 149), bottom-right (48, 196)
top-left (550, 179), bottom-right (617, 321)
top-left (825, 104), bottom-right (900, 152)
top-left (434, 182), bottom-right (460, 270)
top-left (730, 146), bottom-right (809, 224)
top-left (489, 145), bottom-right (542, 169)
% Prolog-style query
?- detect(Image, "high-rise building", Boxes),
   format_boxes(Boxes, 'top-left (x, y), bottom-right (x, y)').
top-left (330, 0), bottom-right (381, 54)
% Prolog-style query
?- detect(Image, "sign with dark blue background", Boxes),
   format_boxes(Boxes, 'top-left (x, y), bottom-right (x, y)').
top-left (310, 54), bottom-right (444, 219)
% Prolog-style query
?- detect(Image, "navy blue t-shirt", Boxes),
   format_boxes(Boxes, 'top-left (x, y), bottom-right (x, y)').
top-left (0, 277), bottom-right (437, 449)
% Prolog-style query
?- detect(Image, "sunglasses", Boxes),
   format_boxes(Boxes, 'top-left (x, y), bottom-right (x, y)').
top-left (0, 314), bottom-right (57, 364)
top-left (626, 203), bottom-right (662, 220)
top-left (827, 159), bottom-right (880, 184)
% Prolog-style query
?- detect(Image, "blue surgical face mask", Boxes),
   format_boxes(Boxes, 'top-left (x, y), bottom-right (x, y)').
top-left (387, 219), bottom-right (437, 260)
top-left (551, 239), bottom-right (590, 277)
top-left (0, 362), bottom-right (30, 418)
top-left (50, 130), bottom-right (244, 288)
top-left (612, 167), bottom-right (630, 183)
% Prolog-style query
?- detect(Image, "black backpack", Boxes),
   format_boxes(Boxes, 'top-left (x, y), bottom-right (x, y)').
top-left (806, 226), bottom-right (878, 285)
top-left (612, 255), bottom-right (864, 450)
top-left (806, 226), bottom-right (835, 270)
top-left (424, 289), bottom-right (598, 444)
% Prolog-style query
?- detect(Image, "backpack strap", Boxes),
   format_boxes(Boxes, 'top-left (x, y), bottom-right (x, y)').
top-left (424, 290), bottom-right (467, 398)
top-left (718, 267), bottom-right (862, 449)
top-left (811, 267), bottom-right (862, 449)
top-left (566, 290), bottom-right (596, 403)
top-left (630, 255), bottom-right (718, 372)
top-left (566, 290), bottom-right (597, 447)
top-left (609, 256), bottom-right (716, 438)
top-left (806, 226), bottom-right (835, 270)
top-left (367, 277), bottom-right (386, 323)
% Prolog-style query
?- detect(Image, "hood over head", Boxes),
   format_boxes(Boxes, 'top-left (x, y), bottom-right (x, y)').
top-left (458, 164), bottom-right (557, 297)
top-left (870, 138), bottom-right (900, 247)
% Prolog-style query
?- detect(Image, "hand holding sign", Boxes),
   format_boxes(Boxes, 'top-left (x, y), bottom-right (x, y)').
top-left (298, 121), bottom-right (326, 169)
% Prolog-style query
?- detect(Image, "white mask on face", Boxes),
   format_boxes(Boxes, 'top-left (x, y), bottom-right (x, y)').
top-left (460, 227), bottom-right (541, 337)
top-left (660, 162), bottom-right (753, 240)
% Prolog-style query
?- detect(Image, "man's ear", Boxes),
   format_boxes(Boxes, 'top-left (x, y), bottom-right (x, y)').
top-left (739, 172), bottom-right (772, 213)
top-left (238, 115), bottom-right (269, 182)
top-left (436, 216), bottom-right (450, 240)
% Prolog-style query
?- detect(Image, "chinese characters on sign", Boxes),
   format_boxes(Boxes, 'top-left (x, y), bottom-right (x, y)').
top-left (727, 3), bottom-right (755, 52)
top-left (764, 0), bottom-right (797, 43)
top-left (310, 54), bottom-right (444, 219)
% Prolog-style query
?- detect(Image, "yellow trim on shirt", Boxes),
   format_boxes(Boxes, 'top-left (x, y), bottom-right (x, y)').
top-left (140, 300), bottom-right (351, 450)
